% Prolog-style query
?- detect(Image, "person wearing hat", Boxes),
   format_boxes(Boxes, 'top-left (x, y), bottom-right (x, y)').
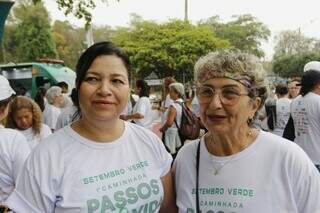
top-left (0, 75), bottom-right (30, 210)
top-left (159, 82), bottom-right (185, 155)
top-left (291, 61), bottom-right (320, 171)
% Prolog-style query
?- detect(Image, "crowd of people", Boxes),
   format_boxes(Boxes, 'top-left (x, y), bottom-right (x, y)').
top-left (0, 41), bottom-right (320, 212)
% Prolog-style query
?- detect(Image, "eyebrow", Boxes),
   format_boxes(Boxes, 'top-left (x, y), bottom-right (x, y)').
top-left (85, 71), bottom-right (127, 79)
top-left (202, 83), bottom-right (241, 89)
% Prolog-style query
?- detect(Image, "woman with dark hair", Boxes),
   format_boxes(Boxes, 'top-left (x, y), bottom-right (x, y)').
top-left (291, 61), bottom-right (320, 171)
top-left (34, 86), bottom-right (47, 111)
top-left (6, 42), bottom-right (176, 212)
top-left (122, 79), bottom-right (154, 130)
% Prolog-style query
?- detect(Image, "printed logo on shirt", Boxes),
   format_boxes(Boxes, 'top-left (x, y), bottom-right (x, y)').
top-left (186, 186), bottom-right (255, 212)
top-left (78, 160), bottom-right (163, 212)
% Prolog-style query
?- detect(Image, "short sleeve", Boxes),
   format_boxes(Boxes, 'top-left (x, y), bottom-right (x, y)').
top-left (6, 147), bottom-right (58, 212)
top-left (287, 144), bottom-right (320, 212)
top-left (152, 135), bottom-right (173, 177)
top-left (134, 98), bottom-right (148, 116)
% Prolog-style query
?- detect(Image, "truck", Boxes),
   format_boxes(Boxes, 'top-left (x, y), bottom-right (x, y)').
top-left (0, 59), bottom-right (76, 98)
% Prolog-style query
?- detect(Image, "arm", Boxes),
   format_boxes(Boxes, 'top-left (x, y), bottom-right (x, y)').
top-left (121, 112), bottom-right (144, 121)
top-left (160, 106), bottom-right (177, 132)
top-left (159, 171), bottom-right (178, 213)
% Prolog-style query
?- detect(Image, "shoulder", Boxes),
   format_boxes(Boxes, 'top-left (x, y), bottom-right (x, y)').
top-left (125, 121), bottom-right (160, 143)
top-left (125, 122), bottom-right (169, 152)
top-left (32, 126), bottom-right (71, 154)
top-left (256, 131), bottom-right (311, 160)
top-left (0, 128), bottom-right (27, 142)
top-left (174, 139), bottom-right (199, 164)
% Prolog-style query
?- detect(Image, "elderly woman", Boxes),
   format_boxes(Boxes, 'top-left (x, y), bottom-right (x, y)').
top-left (159, 82), bottom-right (185, 155)
top-left (173, 50), bottom-right (320, 212)
top-left (6, 96), bottom-right (51, 149)
top-left (6, 42), bottom-right (176, 212)
top-left (42, 86), bottom-right (64, 131)
top-left (291, 61), bottom-right (320, 172)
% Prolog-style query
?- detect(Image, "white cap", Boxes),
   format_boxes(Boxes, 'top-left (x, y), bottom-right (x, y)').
top-left (0, 75), bottom-right (15, 101)
top-left (303, 61), bottom-right (320, 72)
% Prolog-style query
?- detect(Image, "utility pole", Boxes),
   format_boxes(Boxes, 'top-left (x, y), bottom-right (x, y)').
top-left (184, 0), bottom-right (188, 22)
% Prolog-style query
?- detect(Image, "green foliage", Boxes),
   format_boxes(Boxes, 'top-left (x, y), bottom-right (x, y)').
top-left (112, 18), bottom-right (230, 82)
top-left (272, 51), bottom-right (320, 77)
top-left (52, 20), bottom-right (86, 68)
top-left (33, 0), bottom-right (119, 26)
top-left (2, 1), bottom-right (57, 63)
top-left (201, 14), bottom-right (270, 58)
top-left (273, 30), bottom-right (316, 58)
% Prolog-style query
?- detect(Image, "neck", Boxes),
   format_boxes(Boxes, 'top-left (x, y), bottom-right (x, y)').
top-left (205, 127), bottom-right (257, 156)
top-left (71, 117), bottom-right (124, 143)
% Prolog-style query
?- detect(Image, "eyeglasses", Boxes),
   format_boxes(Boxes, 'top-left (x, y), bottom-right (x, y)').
top-left (196, 85), bottom-right (249, 106)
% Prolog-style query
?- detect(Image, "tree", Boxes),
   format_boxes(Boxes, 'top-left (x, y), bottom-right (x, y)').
top-left (273, 30), bottom-right (316, 58)
top-left (272, 51), bottom-right (320, 77)
top-left (112, 17), bottom-right (230, 82)
top-left (33, 0), bottom-right (119, 25)
top-left (52, 20), bottom-right (86, 68)
top-left (201, 14), bottom-right (270, 58)
top-left (2, 1), bottom-right (57, 62)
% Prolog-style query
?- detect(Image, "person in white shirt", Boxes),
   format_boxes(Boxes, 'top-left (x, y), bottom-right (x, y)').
top-left (123, 80), bottom-right (154, 130)
top-left (270, 84), bottom-right (291, 136)
top-left (6, 96), bottom-right (52, 149)
top-left (159, 83), bottom-right (184, 155)
top-left (0, 75), bottom-right (30, 210)
top-left (173, 50), bottom-right (320, 213)
top-left (6, 41), bottom-right (176, 212)
top-left (42, 86), bottom-right (64, 131)
top-left (291, 61), bottom-right (320, 171)
top-left (55, 88), bottom-right (79, 130)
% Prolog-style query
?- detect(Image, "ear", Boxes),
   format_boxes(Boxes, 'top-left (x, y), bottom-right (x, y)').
top-left (251, 97), bottom-right (262, 113)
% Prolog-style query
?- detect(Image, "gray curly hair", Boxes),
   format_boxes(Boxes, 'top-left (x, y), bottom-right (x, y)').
top-left (194, 50), bottom-right (268, 111)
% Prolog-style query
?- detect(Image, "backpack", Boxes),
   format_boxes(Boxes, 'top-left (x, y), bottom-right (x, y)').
top-left (174, 102), bottom-right (201, 142)
top-left (265, 98), bottom-right (277, 131)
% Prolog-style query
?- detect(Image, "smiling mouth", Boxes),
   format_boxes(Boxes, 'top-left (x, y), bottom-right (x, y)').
top-left (207, 115), bottom-right (227, 121)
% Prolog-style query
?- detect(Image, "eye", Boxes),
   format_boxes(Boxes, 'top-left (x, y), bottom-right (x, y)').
top-left (198, 87), bottom-right (213, 97)
top-left (112, 79), bottom-right (125, 85)
top-left (222, 88), bottom-right (241, 99)
top-left (84, 76), bottom-right (100, 83)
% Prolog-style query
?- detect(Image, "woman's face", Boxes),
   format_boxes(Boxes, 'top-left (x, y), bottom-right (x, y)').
top-left (169, 88), bottom-right (179, 100)
top-left (288, 81), bottom-right (301, 98)
top-left (79, 55), bottom-right (130, 122)
top-left (53, 93), bottom-right (65, 107)
top-left (197, 78), bottom-right (259, 134)
top-left (14, 108), bottom-right (33, 130)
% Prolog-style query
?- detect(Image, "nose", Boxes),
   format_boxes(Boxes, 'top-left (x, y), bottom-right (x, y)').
top-left (208, 91), bottom-right (223, 109)
top-left (97, 80), bottom-right (112, 96)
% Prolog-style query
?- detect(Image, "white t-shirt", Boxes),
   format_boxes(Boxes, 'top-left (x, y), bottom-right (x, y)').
top-left (132, 96), bottom-right (154, 130)
top-left (174, 131), bottom-right (320, 213)
top-left (191, 96), bottom-right (200, 118)
top-left (6, 122), bottom-right (172, 212)
top-left (55, 105), bottom-right (78, 130)
top-left (291, 93), bottom-right (320, 164)
top-left (17, 123), bottom-right (52, 149)
top-left (43, 104), bottom-right (62, 130)
top-left (271, 97), bottom-right (291, 136)
top-left (0, 128), bottom-right (30, 203)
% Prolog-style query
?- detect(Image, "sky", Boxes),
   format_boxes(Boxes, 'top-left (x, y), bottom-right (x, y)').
top-left (45, 0), bottom-right (320, 60)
